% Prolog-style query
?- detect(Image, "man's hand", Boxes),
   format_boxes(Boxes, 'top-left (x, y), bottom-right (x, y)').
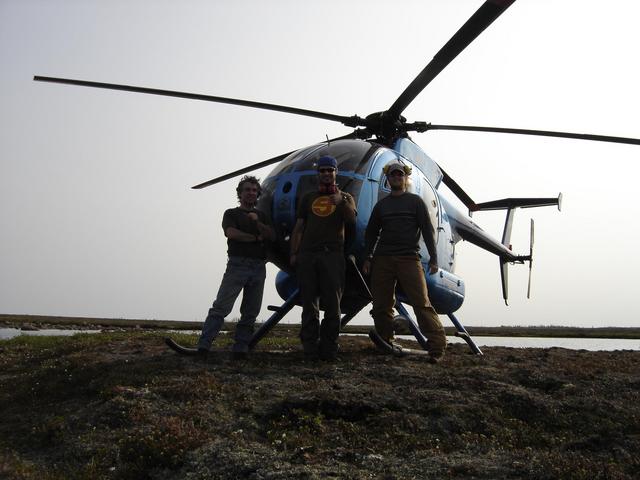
top-left (256, 221), bottom-right (270, 238)
top-left (247, 212), bottom-right (258, 221)
top-left (362, 259), bottom-right (371, 276)
top-left (428, 262), bottom-right (438, 274)
top-left (329, 188), bottom-right (343, 205)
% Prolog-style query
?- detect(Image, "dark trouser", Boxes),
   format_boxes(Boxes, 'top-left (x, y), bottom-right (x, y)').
top-left (370, 255), bottom-right (447, 357)
top-left (197, 256), bottom-right (266, 353)
top-left (297, 251), bottom-right (345, 357)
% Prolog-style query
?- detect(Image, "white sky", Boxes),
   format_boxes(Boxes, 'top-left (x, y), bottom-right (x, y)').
top-left (1, 0), bottom-right (639, 328)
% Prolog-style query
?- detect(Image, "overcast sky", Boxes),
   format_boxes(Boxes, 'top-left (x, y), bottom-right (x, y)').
top-left (2, 0), bottom-right (639, 328)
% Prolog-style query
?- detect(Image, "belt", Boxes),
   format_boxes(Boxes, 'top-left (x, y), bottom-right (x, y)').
top-left (301, 245), bottom-right (342, 253)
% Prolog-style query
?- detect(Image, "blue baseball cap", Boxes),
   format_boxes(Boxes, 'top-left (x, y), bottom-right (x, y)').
top-left (317, 155), bottom-right (337, 170)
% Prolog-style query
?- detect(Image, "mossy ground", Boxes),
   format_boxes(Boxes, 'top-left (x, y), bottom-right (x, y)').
top-left (1, 330), bottom-right (638, 479)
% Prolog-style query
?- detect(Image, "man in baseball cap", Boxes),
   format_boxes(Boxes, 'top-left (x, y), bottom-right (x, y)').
top-left (363, 159), bottom-right (446, 363)
top-left (290, 155), bottom-right (356, 361)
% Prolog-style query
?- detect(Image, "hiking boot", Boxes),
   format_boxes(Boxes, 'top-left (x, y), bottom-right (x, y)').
top-left (303, 350), bottom-right (319, 362)
top-left (428, 353), bottom-right (443, 364)
top-left (196, 347), bottom-right (209, 358)
top-left (231, 351), bottom-right (248, 361)
top-left (302, 341), bottom-right (319, 361)
top-left (318, 351), bottom-right (338, 362)
top-left (387, 340), bottom-right (406, 357)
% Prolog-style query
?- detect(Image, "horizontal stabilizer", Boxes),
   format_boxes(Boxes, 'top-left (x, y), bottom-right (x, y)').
top-left (475, 193), bottom-right (562, 212)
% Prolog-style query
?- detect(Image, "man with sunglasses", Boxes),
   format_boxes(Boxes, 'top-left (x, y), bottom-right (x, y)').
top-left (290, 155), bottom-right (356, 361)
top-left (362, 160), bottom-right (446, 363)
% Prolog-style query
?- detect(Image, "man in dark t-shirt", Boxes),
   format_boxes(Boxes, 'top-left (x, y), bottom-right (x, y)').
top-left (197, 175), bottom-right (274, 358)
top-left (290, 156), bottom-right (356, 360)
top-left (363, 160), bottom-right (447, 363)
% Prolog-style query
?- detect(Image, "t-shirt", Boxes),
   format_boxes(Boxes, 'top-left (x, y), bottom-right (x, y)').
top-left (221, 207), bottom-right (270, 259)
top-left (297, 191), bottom-right (355, 253)
top-left (364, 192), bottom-right (438, 262)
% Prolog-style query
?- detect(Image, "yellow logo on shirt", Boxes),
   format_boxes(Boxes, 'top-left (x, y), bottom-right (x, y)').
top-left (311, 196), bottom-right (336, 217)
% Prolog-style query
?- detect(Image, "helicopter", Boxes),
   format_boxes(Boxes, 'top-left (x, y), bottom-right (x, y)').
top-left (33, 0), bottom-right (640, 354)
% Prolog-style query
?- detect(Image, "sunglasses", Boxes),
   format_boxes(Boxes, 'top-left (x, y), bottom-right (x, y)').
top-left (318, 168), bottom-right (336, 174)
top-left (388, 170), bottom-right (405, 177)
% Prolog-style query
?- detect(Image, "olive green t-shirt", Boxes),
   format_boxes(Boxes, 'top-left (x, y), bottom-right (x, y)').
top-left (297, 192), bottom-right (355, 253)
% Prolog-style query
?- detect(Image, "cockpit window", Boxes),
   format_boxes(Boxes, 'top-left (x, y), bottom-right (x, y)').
top-left (267, 145), bottom-right (318, 178)
top-left (267, 139), bottom-right (381, 179)
top-left (293, 140), bottom-right (379, 173)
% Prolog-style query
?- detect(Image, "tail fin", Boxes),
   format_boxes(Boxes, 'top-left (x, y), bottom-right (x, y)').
top-left (527, 218), bottom-right (534, 299)
top-left (493, 195), bottom-right (558, 305)
top-left (499, 207), bottom-right (517, 305)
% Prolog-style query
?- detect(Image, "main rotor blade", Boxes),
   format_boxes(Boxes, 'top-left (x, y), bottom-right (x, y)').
top-left (191, 151), bottom-right (293, 190)
top-left (34, 76), bottom-right (363, 127)
top-left (191, 131), bottom-right (363, 189)
top-left (388, 0), bottom-right (516, 117)
top-left (425, 124), bottom-right (640, 146)
top-left (438, 165), bottom-right (478, 211)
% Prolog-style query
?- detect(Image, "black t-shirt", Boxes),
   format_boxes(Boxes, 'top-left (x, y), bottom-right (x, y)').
top-left (222, 207), bottom-right (270, 259)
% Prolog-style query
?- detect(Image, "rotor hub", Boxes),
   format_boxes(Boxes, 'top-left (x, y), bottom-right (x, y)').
top-left (364, 111), bottom-right (407, 143)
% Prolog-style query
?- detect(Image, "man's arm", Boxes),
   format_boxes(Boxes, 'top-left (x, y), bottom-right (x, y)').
top-left (225, 227), bottom-right (261, 242)
top-left (253, 211), bottom-right (275, 241)
top-left (222, 209), bottom-right (258, 242)
top-left (256, 221), bottom-right (275, 241)
top-left (417, 199), bottom-right (438, 273)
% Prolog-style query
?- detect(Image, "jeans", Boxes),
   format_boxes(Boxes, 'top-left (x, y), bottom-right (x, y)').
top-left (197, 256), bottom-right (266, 353)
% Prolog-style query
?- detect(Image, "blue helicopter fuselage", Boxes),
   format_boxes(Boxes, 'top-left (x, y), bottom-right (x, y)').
top-left (257, 138), bottom-right (467, 315)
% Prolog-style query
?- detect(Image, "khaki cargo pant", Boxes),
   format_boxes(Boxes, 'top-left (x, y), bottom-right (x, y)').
top-left (370, 255), bottom-right (447, 356)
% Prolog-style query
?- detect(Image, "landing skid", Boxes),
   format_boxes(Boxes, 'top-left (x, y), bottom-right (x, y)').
top-left (165, 337), bottom-right (200, 356)
top-left (249, 288), bottom-right (300, 349)
top-left (447, 312), bottom-right (483, 355)
top-left (394, 302), bottom-right (483, 355)
top-left (249, 256), bottom-right (371, 349)
top-left (368, 329), bottom-right (430, 357)
top-left (343, 257), bottom-right (482, 356)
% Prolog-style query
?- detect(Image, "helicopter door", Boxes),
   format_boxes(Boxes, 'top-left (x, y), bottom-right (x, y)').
top-left (419, 174), bottom-right (440, 240)
top-left (272, 175), bottom-right (297, 239)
